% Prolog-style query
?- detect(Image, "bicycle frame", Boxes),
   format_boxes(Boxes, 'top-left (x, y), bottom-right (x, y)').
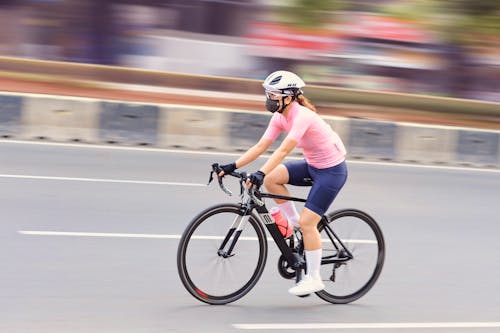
top-left (258, 192), bottom-right (353, 264)
top-left (254, 192), bottom-right (306, 271)
top-left (209, 165), bottom-right (352, 275)
top-left (218, 190), bottom-right (353, 273)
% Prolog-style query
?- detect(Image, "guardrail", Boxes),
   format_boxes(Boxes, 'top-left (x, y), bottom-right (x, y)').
top-left (1, 56), bottom-right (499, 118)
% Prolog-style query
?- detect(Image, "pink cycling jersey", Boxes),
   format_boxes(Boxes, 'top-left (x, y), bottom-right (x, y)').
top-left (262, 102), bottom-right (346, 169)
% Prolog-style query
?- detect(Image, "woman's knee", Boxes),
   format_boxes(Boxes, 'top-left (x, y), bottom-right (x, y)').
top-left (299, 219), bottom-right (316, 233)
top-left (298, 208), bottom-right (321, 232)
top-left (264, 164), bottom-right (289, 188)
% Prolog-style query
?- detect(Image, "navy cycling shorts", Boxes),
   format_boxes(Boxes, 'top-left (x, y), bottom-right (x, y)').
top-left (284, 160), bottom-right (348, 217)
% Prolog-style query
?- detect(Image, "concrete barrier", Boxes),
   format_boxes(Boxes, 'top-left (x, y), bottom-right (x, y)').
top-left (98, 101), bottom-right (160, 145)
top-left (21, 95), bottom-right (100, 142)
top-left (395, 124), bottom-right (458, 165)
top-left (0, 91), bottom-right (499, 168)
top-left (456, 130), bottom-right (500, 167)
top-left (348, 119), bottom-right (397, 160)
top-left (160, 106), bottom-right (229, 150)
top-left (0, 94), bottom-right (22, 138)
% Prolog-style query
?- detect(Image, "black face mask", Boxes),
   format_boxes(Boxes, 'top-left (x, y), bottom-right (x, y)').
top-left (265, 97), bottom-right (281, 113)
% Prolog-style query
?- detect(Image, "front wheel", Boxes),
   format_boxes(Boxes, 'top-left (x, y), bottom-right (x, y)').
top-left (315, 209), bottom-right (385, 304)
top-left (177, 204), bottom-right (268, 305)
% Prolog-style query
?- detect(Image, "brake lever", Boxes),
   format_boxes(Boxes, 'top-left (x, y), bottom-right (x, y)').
top-left (238, 171), bottom-right (247, 197)
top-left (207, 170), bottom-right (214, 185)
top-left (218, 174), bottom-right (233, 196)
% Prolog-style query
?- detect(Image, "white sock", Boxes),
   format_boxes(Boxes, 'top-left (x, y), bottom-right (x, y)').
top-left (278, 202), bottom-right (300, 228)
top-left (305, 249), bottom-right (322, 280)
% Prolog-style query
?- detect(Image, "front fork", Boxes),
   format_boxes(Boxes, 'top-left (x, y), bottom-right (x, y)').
top-left (217, 212), bottom-right (250, 258)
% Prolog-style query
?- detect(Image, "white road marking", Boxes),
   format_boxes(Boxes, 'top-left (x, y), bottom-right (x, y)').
top-left (18, 230), bottom-right (259, 240)
top-left (18, 231), bottom-right (243, 240)
top-left (0, 139), bottom-right (242, 155)
top-left (19, 230), bottom-right (182, 239)
top-left (232, 322), bottom-right (500, 330)
top-left (1, 139), bottom-right (499, 173)
top-left (0, 174), bottom-right (205, 186)
top-left (18, 230), bottom-right (376, 244)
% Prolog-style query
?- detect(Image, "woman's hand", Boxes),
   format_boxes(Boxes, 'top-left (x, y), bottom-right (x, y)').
top-left (246, 170), bottom-right (265, 188)
top-left (218, 162), bottom-right (236, 177)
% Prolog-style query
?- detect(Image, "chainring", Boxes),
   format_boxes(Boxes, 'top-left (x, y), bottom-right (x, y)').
top-left (277, 254), bottom-right (297, 279)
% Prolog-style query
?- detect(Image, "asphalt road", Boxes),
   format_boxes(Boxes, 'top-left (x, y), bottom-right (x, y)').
top-left (1, 140), bottom-right (500, 333)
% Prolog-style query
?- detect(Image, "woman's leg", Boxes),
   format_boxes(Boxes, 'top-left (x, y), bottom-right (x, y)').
top-left (289, 162), bottom-right (348, 296)
top-left (299, 208), bottom-right (322, 251)
top-left (288, 208), bottom-right (325, 296)
top-left (264, 164), bottom-right (301, 226)
top-left (263, 164), bottom-right (290, 202)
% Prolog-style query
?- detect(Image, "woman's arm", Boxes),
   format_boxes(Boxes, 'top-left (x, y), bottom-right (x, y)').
top-left (259, 137), bottom-right (298, 175)
top-left (235, 137), bottom-right (274, 168)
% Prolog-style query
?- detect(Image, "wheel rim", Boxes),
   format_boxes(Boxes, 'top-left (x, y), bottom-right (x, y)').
top-left (179, 206), bottom-right (267, 303)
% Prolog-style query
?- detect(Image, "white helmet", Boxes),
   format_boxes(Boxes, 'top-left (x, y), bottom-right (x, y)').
top-left (262, 70), bottom-right (305, 95)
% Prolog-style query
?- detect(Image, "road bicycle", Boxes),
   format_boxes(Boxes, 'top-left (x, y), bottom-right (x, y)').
top-left (177, 164), bottom-right (385, 305)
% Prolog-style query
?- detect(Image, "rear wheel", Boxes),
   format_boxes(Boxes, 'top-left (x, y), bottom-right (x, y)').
top-left (315, 209), bottom-right (385, 304)
top-left (177, 204), bottom-right (268, 305)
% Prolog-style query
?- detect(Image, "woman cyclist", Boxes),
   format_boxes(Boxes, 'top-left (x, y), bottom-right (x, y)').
top-left (218, 70), bottom-right (348, 296)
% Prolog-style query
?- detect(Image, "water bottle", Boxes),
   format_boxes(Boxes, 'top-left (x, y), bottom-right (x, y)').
top-left (270, 207), bottom-right (293, 238)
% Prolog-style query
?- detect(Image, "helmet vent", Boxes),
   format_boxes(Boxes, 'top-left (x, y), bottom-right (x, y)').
top-left (269, 75), bottom-right (282, 85)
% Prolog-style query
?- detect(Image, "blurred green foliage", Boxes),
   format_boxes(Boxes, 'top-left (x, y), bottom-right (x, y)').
top-left (279, 0), bottom-right (347, 29)
top-left (379, 0), bottom-right (500, 44)
top-left (278, 0), bottom-right (499, 44)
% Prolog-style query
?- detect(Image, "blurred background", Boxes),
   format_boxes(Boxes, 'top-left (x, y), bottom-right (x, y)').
top-left (0, 0), bottom-right (499, 102)
top-left (1, 3), bottom-right (500, 331)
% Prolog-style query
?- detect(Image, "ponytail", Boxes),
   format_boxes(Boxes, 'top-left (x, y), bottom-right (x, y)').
top-left (296, 94), bottom-right (317, 113)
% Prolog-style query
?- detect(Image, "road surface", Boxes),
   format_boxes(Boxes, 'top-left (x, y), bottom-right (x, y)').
top-left (1, 140), bottom-right (500, 332)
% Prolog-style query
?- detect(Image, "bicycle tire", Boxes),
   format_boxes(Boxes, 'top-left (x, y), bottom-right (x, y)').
top-left (315, 209), bottom-right (385, 304)
top-left (177, 203), bottom-right (268, 305)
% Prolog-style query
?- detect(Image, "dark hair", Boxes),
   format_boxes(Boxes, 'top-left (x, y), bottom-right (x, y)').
top-left (296, 94), bottom-right (317, 113)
